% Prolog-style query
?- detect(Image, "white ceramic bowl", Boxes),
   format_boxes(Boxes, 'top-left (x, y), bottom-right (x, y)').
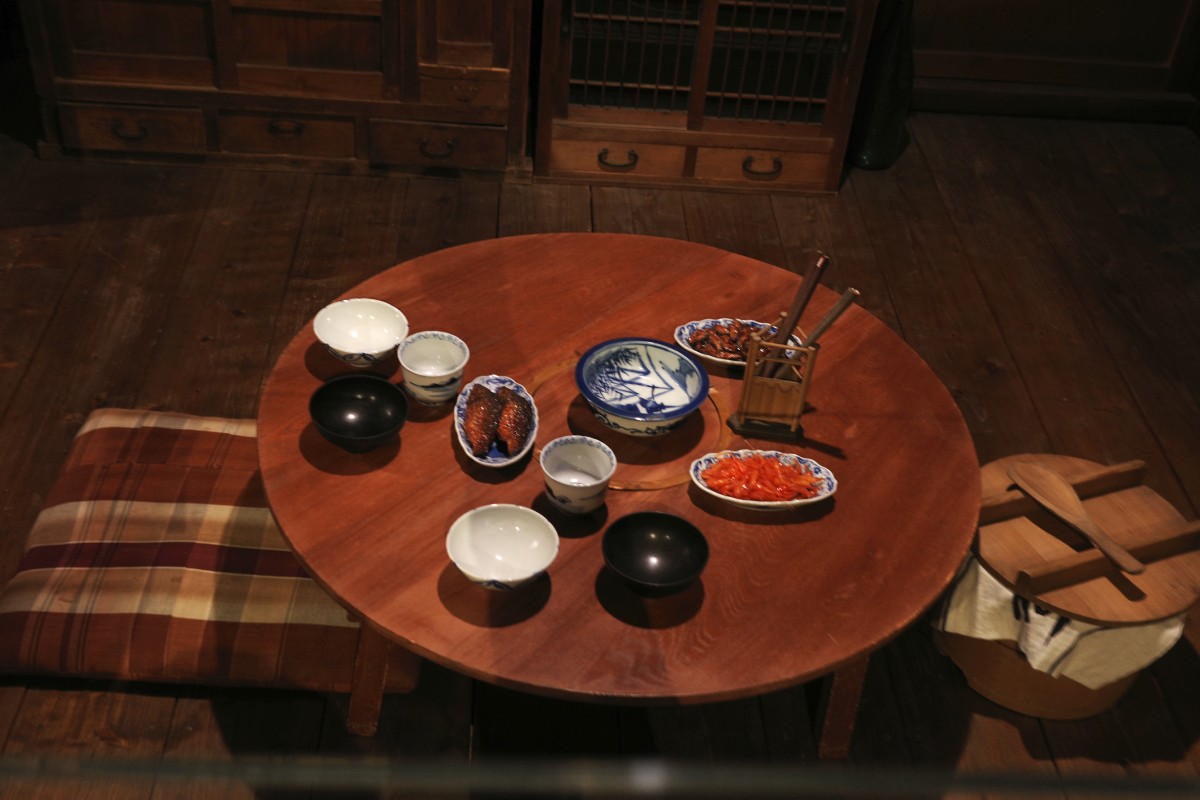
top-left (313, 298), bottom-right (409, 367)
top-left (674, 318), bottom-right (801, 368)
top-left (454, 375), bottom-right (539, 468)
top-left (690, 449), bottom-right (837, 511)
top-left (446, 504), bottom-right (559, 590)
top-left (575, 338), bottom-right (709, 436)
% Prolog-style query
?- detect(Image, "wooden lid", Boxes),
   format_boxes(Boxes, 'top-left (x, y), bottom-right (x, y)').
top-left (977, 454), bottom-right (1200, 626)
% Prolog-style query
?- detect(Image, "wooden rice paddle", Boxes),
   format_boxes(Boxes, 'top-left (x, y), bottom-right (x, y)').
top-left (1007, 462), bottom-right (1146, 575)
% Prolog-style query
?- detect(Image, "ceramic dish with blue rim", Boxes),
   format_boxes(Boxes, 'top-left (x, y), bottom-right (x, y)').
top-left (575, 337), bottom-right (709, 437)
top-left (454, 374), bottom-right (539, 468)
top-left (689, 449), bottom-right (837, 511)
top-left (674, 318), bottom-right (801, 368)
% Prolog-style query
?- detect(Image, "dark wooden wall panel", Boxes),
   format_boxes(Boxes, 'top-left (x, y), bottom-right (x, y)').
top-left (912, 0), bottom-right (1200, 121)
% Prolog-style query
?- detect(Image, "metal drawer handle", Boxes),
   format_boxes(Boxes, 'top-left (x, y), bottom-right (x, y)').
top-left (111, 120), bottom-right (148, 142)
top-left (419, 137), bottom-right (457, 159)
top-left (450, 83), bottom-right (480, 102)
top-left (268, 119), bottom-right (305, 136)
top-left (742, 156), bottom-right (783, 179)
top-left (598, 148), bottom-right (638, 170)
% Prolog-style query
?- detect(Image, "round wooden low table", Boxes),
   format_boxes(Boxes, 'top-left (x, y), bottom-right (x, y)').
top-left (257, 233), bottom-right (980, 756)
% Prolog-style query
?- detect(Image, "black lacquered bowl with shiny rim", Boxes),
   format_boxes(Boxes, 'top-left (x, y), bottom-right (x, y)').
top-left (309, 373), bottom-right (408, 453)
top-left (602, 511), bottom-right (709, 593)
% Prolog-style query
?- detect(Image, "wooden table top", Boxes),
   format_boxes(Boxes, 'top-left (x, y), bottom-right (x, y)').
top-left (257, 233), bottom-right (980, 704)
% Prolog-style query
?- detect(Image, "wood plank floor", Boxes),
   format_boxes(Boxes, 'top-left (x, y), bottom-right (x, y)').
top-left (0, 107), bottom-right (1198, 798)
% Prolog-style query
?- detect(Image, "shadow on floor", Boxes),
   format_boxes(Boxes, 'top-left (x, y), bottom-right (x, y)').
top-left (1, 8), bottom-right (41, 150)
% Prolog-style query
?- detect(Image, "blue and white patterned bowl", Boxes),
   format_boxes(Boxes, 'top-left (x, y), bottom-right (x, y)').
top-left (674, 318), bottom-right (801, 368)
top-left (398, 330), bottom-right (469, 405)
top-left (575, 338), bottom-right (709, 437)
top-left (690, 449), bottom-right (838, 511)
top-left (454, 375), bottom-right (539, 468)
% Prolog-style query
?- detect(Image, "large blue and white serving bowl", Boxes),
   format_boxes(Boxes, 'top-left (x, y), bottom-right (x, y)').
top-left (575, 338), bottom-right (709, 437)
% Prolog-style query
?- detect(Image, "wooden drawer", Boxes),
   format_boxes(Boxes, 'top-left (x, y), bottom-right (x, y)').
top-left (420, 72), bottom-right (510, 109)
top-left (367, 120), bottom-right (507, 170)
top-left (693, 147), bottom-right (829, 188)
top-left (57, 103), bottom-right (207, 154)
top-left (218, 112), bottom-right (356, 158)
top-left (548, 140), bottom-right (686, 178)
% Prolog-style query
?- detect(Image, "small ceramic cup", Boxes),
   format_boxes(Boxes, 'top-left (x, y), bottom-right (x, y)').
top-left (397, 331), bottom-right (470, 405)
top-left (539, 435), bottom-right (617, 515)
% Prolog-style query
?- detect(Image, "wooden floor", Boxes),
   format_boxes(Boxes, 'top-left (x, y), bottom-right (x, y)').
top-left (1, 95), bottom-right (1199, 796)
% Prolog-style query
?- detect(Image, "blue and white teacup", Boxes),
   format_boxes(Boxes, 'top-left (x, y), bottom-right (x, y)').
top-left (397, 331), bottom-right (470, 405)
top-left (539, 436), bottom-right (617, 515)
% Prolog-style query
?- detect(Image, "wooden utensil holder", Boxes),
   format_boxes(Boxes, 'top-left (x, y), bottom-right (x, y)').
top-left (728, 334), bottom-right (818, 441)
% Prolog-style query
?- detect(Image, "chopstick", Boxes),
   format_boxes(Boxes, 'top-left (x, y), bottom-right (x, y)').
top-left (804, 288), bottom-right (860, 345)
top-left (772, 253), bottom-right (829, 345)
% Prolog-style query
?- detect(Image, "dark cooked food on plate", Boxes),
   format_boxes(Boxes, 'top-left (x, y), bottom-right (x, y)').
top-left (463, 383), bottom-right (533, 457)
top-left (495, 386), bottom-right (534, 455)
top-left (463, 383), bottom-right (503, 456)
top-left (687, 319), bottom-right (770, 361)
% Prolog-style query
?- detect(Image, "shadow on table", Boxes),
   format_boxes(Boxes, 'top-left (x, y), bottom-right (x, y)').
top-left (437, 562), bottom-right (551, 627)
top-left (594, 567), bottom-right (704, 629)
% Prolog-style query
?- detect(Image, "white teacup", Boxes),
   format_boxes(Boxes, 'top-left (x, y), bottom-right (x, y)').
top-left (539, 436), bottom-right (617, 515)
top-left (397, 331), bottom-right (470, 405)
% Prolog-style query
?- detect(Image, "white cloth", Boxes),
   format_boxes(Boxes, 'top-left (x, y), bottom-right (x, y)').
top-left (934, 557), bottom-right (1186, 690)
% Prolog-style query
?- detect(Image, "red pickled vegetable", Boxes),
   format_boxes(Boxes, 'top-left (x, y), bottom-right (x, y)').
top-left (701, 453), bottom-right (823, 502)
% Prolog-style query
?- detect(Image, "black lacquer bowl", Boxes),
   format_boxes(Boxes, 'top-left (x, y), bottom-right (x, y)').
top-left (602, 512), bottom-right (709, 594)
top-left (309, 373), bottom-right (408, 453)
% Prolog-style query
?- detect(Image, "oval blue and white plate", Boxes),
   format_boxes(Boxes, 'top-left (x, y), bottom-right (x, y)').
top-left (674, 318), bottom-right (801, 368)
top-left (689, 449), bottom-right (837, 511)
top-left (454, 375), bottom-right (539, 468)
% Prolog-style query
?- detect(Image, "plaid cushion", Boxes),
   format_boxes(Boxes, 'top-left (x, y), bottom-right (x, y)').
top-left (0, 408), bottom-right (414, 693)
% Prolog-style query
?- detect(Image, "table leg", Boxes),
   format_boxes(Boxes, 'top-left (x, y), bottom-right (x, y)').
top-left (815, 654), bottom-right (870, 760)
top-left (345, 625), bottom-right (420, 736)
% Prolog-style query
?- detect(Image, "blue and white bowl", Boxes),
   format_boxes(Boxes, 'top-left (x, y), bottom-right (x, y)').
top-left (575, 338), bottom-right (709, 436)
top-left (454, 375), bottom-right (539, 468)
top-left (674, 318), bottom-right (801, 369)
top-left (690, 450), bottom-right (837, 511)
top-left (313, 298), bottom-right (409, 367)
top-left (398, 330), bottom-right (470, 405)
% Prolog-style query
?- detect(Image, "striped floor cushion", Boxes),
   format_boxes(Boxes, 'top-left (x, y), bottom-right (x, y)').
top-left (0, 408), bottom-right (415, 695)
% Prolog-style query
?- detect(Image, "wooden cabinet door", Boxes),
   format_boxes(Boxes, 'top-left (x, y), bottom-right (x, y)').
top-left (408, 0), bottom-right (517, 112)
top-left (226, 0), bottom-right (397, 99)
top-left (37, 0), bottom-right (216, 86)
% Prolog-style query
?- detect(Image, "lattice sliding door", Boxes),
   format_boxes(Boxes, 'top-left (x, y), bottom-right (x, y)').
top-left (536, 0), bottom-right (878, 191)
